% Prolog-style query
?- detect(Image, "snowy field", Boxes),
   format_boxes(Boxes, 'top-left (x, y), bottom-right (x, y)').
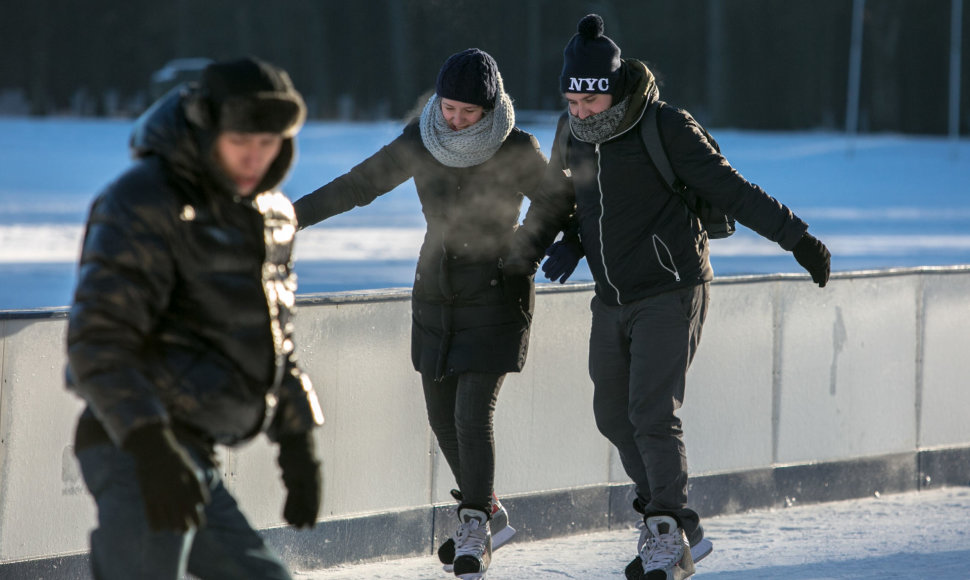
top-left (1, 116), bottom-right (969, 310)
top-left (298, 486), bottom-right (970, 580)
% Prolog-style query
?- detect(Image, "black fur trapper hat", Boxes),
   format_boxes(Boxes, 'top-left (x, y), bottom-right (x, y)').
top-left (186, 56), bottom-right (306, 137)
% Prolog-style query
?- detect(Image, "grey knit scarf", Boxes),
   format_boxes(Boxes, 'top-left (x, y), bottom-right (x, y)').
top-left (569, 95), bottom-right (631, 144)
top-left (419, 78), bottom-right (515, 168)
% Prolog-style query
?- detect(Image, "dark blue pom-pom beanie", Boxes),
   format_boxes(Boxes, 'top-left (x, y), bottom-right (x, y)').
top-left (559, 14), bottom-right (622, 95)
top-left (435, 48), bottom-right (499, 108)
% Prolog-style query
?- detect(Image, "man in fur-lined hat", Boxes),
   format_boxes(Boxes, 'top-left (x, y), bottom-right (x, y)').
top-left (67, 57), bottom-right (323, 580)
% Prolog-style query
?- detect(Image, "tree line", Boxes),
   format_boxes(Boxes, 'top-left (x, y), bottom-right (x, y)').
top-left (1, 0), bottom-right (966, 134)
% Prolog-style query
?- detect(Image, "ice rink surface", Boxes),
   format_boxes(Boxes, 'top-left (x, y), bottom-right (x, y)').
top-left (296, 486), bottom-right (970, 579)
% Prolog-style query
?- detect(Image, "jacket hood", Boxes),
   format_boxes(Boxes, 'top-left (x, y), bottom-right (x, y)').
top-left (615, 59), bottom-right (660, 135)
top-left (129, 85), bottom-right (296, 197)
top-left (129, 86), bottom-right (203, 185)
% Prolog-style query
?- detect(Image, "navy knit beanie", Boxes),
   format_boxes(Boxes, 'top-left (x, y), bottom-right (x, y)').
top-left (559, 14), bottom-right (622, 95)
top-left (435, 48), bottom-right (500, 109)
top-left (189, 56), bottom-right (306, 137)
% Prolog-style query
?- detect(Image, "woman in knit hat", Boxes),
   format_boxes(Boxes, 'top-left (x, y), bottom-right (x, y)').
top-left (508, 13), bottom-right (831, 580)
top-left (293, 48), bottom-right (546, 579)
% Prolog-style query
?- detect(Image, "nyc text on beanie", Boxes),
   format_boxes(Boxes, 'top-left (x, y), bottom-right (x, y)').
top-left (559, 14), bottom-right (622, 95)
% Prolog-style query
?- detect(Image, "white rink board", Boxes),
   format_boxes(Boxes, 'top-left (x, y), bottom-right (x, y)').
top-left (1, 267), bottom-right (969, 565)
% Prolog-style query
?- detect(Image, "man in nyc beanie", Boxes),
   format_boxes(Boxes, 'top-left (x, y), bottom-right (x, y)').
top-left (511, 13), bottom-right (831, 580)
top-left (559, 13), bottom-right (623, 96)
top-left (68, 56), bottom-right (323, 579)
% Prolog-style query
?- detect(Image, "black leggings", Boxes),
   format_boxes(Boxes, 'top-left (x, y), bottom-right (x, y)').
top-left (421, 372), bottom-right (504, 511)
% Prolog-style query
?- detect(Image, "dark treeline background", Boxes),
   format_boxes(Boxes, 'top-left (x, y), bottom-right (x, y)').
top-left (2, 0), bottom-right (967, 134)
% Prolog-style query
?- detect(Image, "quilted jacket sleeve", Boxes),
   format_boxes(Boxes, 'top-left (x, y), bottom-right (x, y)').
top-left (66, 166), bottom-right (177, 446)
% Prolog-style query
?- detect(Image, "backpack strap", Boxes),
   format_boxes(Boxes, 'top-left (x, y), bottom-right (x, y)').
top-left (640, 101), bottom-right (737, 238)
top-left (640, 101), bottom-right (679, 193)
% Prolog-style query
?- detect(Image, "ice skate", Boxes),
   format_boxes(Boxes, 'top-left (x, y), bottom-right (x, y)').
top-left (451, 506), bottom-right (491, 579)
top-left (632, 520), bottom-right (712, 565)
top-left (439, 491), bottom-right (514, 572)
top-left (624, 515), bottom-right (695, 580)
top-left (630, 498), bottom-right (712, 565)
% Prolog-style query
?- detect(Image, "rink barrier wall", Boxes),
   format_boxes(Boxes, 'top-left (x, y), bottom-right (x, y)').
top-left (1, 266), bottom-right (969, 577)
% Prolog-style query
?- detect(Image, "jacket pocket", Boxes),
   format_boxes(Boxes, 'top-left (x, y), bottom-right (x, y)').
top-left (448, 260), bottom-right (505, 306)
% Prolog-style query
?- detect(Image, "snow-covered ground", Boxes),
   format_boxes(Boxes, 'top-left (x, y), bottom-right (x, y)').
top-left (296, 486), bottom-right (970, 579)
top-left (2, 116), bottom-right (969, 310)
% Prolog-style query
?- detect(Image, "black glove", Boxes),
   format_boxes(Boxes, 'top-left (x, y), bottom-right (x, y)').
top-left (277, 431), bottom-right (322, 529)
top-left (792, 232), bottom-right (831, 288)
top-left (123, 424), bottom-right (210, 532)
top-left (541, 237), bottom-right (583, 284)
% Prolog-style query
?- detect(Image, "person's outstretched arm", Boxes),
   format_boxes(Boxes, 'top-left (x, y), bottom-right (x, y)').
top-left (293, 128), bottom-right (417, 229)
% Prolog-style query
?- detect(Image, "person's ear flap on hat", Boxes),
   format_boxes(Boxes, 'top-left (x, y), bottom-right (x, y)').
top-left (182, 88), bottom-right (211, 130)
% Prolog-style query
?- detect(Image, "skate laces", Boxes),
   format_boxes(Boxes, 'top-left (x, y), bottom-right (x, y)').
top-left (455, 514), bottom-right (489, 558)
top-left (639, 516), bottom-right (687, 570)
top-left (642, 534), bottom-right (682, 568)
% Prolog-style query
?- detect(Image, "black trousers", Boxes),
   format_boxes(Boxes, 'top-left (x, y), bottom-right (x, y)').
top-left (422, 371), bottom-right (504, 511)
top-left (588, 283), bottom-right (709, 538)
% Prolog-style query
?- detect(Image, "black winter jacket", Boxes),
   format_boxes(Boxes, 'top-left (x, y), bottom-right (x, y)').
top-left (294, 119), bottom-right (547, 379)
top-left (515, 60), bottom-right (808, 306)
top-left (67, 89), bottom-right (324, 453)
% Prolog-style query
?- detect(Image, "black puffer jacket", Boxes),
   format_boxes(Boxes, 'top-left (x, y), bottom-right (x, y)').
top-left (67, 88), bottom-right (324, 452)
top-left (294, 119), bottom-right (547, 379)
top-left (515, 60), bottom-right (808, 306)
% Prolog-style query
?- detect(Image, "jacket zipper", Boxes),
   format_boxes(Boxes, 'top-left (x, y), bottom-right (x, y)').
top-left (594, 142), bottom-right (624, 305)
top-left (581, 103), bottom-right (653, 306)
top-left (652, 234), bottom-right (681, 282)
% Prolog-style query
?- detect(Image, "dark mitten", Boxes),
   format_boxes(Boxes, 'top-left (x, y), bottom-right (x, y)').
top-left (792, 232), bottom-right (831, 288)
top-left (277, 431), bottom-right (322, 529)
top-left (123, 424), bottom-right (210, 532)
top-left (541, 237), bottom-right (583, 284)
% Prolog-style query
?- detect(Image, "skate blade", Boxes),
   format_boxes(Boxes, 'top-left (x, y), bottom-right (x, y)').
top-left (691, 538), bottom-right (713, 563)
top-left (492, 524), bottom-right (516, 549)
